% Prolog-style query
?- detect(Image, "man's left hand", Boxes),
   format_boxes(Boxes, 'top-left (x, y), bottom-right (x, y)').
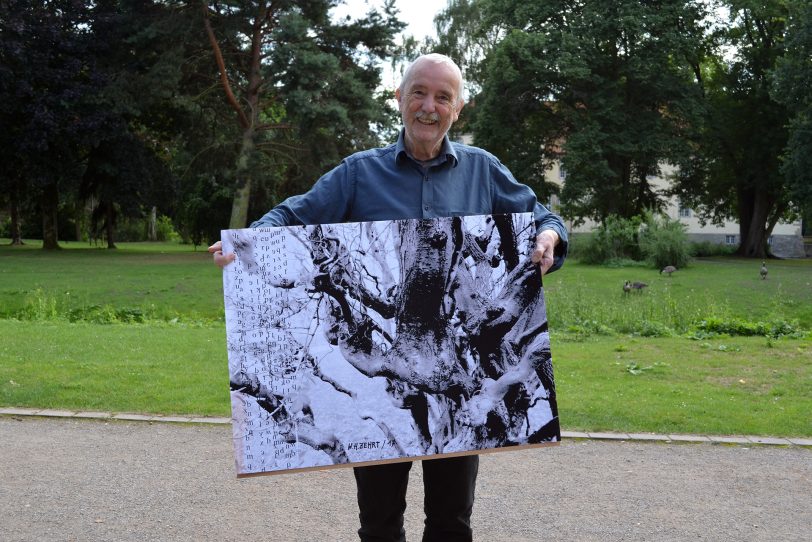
top-left (531, 229), bottom-right (559, 275)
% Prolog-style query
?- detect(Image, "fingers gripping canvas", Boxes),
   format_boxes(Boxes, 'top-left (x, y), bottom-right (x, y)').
top-left (222, 213), bottom-right (559, 477)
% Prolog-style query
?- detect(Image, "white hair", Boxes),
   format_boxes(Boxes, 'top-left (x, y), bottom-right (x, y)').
top-left (399, 53), bottom-right (465, 106)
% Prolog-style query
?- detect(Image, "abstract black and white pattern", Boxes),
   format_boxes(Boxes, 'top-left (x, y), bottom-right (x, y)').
top-left (222, 213), bottom-right (559, 476)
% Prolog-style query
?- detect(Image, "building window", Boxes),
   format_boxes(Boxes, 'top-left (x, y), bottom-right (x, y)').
top-left (767, 236), bottom-right (773, 245)
top-left (678, 206), bottom-right (691, 218)
top-left (725, 235), bottom-right (737, 245)
top-left (558, 166), bottom-right (566, 181)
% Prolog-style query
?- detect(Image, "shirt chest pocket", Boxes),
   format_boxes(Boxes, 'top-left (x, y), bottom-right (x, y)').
top-left (430, 186), bottom-right (491, 217)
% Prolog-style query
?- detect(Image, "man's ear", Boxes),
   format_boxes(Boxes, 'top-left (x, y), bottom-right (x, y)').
top-left (395, 87), bottom-right (402, 105)
top-left (453, 100), bottom-right (465, 122)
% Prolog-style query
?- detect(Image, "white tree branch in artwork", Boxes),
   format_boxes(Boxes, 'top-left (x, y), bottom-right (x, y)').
top-left (225, 214), bottom-right (559, 472)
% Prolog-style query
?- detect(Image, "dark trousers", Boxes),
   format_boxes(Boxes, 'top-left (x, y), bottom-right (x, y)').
top-left (354, 454), bottom-right (479, 542)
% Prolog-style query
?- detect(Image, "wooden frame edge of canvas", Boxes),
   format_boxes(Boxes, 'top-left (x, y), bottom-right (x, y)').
top-left (235, 440), bottom-right (560, 478)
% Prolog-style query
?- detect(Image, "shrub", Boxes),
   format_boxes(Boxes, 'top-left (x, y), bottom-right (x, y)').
top-left (639, 213), bottom-right (692, 270)
top-left (564, 232), bottom-right (592, 260)
top-left (632, 320), bottom-right (675, 338)
top-left (578, 215), bottom-right (644, 264)
top-left (114, 217), bottom-right (148, 242)
top-left (690, 241), bottom-right (736, 257)
top-left (20, 289), bottom-right (59, 320)
top-left (155, 215), bottom-right (180, 242)
top-left (93, 214), bottom-right (180, 243)
top-left (695, 316), bottom-right (802, 338)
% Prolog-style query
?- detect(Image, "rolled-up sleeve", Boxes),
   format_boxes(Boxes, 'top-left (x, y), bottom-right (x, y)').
top-left (489, 158), bottom-right (569, 273)
top-left (532, 202), bottom-right (569, 274)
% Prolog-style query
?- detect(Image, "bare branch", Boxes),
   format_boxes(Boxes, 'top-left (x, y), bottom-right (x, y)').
top-left (201, 2), bottom-right (250, 129)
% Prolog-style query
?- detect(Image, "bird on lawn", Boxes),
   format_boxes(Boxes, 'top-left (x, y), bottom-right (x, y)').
top-left (624, 280), bottom-right (648, 294)
top-left (632, 281), bottom-right (648, 292)
top-left (760, 260), bottom-right (768, 280)
top-left (660, 265), bottom-right (677, 277)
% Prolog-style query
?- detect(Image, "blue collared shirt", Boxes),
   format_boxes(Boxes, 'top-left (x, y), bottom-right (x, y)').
top-left (251, 130), bottom-right (568, 272)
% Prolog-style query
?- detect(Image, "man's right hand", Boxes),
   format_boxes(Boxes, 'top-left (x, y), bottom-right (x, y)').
top-left (208, 241), bottom-right (236, 269)
top-left (531, 229), bottom-right (559, 275)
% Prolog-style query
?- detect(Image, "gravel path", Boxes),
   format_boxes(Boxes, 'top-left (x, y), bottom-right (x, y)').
top-left (1, 416), bottom-right (810, 541)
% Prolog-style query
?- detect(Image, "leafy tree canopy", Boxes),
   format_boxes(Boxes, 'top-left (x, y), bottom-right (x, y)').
top-left (772, 0), bottom-right (812, 227)
top-left (432, 0), bottom-right (708, 224)
top-left (671, 0), bottom-right (793, 258)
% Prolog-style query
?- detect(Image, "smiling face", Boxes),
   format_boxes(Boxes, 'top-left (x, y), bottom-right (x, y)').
top-left (396, 57), bottom-right (464, 161)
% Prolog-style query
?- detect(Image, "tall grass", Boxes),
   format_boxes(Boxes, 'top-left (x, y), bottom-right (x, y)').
top-left (547, 279), bottom-right (733, 337)
top-left (542, 258), bottom-right (811, 337)
top-left (2, 242), bottom-right (810, 335)
top-left (0, 240), bottom-right (223, 321)
top-left (15, 288), bottom-right (222, 326)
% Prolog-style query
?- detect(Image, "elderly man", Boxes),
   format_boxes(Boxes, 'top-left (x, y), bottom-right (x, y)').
top-left (211, 53), bottom-right (567, 542)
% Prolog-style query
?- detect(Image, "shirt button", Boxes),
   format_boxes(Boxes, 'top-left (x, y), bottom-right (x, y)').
top-left (423, 205), bottom-right (429, 211)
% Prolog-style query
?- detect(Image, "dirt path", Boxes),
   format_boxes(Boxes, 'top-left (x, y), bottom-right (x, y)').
top-left (1, 417), bottom-right (809, 541)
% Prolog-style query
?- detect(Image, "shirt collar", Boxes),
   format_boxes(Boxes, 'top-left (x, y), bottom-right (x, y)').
top-left (395, 129), bottom-right (459, 168)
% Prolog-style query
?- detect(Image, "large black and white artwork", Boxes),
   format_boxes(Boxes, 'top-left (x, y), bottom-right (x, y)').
top-left (222, 213), bottom-right (558, 477)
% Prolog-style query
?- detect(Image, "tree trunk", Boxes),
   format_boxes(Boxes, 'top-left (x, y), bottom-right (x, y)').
top-left (41, 182), bottom-right (60, 250)
top-left (148, 205), bottom-right (157, 241)
top-left (229, 178), bottom-right (253, 229)
top-left (74, 207), bottom-right (83, 243)
top-left (228, 128), bottom-right (256, 229)
top-left (105, 200), bottom-right (117, 249)
top-left (202, 2), bottom-right (264, 230)
top-left (9, 183), bottom-right (23, 245)
top-left (736, 187), bottom-right (772, 258)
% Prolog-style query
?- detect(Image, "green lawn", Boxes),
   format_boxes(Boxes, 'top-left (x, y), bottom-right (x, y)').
top-left (0, 319), bottom-right (229, 416)
top-left (554, 335), bottom-right (810, 436)
top-left (1, 241), bottom-right (810, 436)
top-left (543, 256), bottom-right (812, 332)
top-left (1, 320), bottom-right (808, 436)
top-left (0, 240), bottom-right (223, 321)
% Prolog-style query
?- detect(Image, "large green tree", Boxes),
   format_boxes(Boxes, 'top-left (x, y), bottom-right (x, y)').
top-left (672, 0), bottom-right (793, 258)
top-left (1, 1), bottom-right (408, 247)
top-left (772, 0), bottom-right (812, 234)
top-left (197, 0), bottom-right (405, 229)
top-left (430, 0), bottom-right (503, 98)
top-left (77, 0), bottom-right (188, 248)
top-left (0, 0), bottom-right (111, 249)
top-left (0, 0), bottom-right (193, 248)
top-left (441, 0), bottom-right (708, 223)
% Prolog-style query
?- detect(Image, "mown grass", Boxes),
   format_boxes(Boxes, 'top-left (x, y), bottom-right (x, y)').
top-left (1, 321), bottom-right (808, 436)
top-left (0, 319), bottom-right (229, 416)
top-left (1, 240), bottom-right (810, 436)
top-left (554, 336), bottom-right (811, 436)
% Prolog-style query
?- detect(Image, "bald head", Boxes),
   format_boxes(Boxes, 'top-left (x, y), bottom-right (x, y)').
top-left (399, 54), bottom-right (465, 107)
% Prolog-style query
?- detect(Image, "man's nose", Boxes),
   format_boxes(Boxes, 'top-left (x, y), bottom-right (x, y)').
top-left (421, 95), bottom-right (436, 112)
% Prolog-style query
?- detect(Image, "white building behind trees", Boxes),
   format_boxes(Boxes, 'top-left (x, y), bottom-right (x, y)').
top-left (542, 162), bottom-right (806, 258)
